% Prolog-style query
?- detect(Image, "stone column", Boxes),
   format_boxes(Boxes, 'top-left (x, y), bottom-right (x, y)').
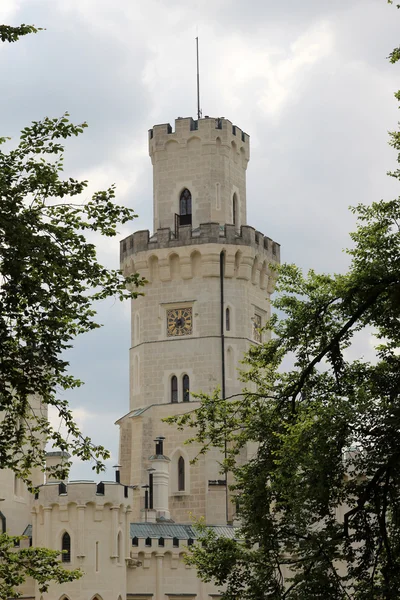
top-left (155, 552), bottom-right (164, 600)
top-left (31, 508), bottom-right (37, 547)
top-left (149, 456), bottom-right (171, 520)
top-left (125, 507), bottom-right (132, 558)
top-left (43, 506), bottom-right (52, 549)
top-left (110, 505), bottom-right (119, 559)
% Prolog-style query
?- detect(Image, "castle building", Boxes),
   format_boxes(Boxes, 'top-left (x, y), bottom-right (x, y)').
top-left (0, 116), bottom-right (280, 600)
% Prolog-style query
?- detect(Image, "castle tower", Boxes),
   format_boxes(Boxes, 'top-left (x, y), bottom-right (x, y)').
top-left (118, 116), bottom-right (280, 526)
top-left (150, 116), bottom-right (249, 232)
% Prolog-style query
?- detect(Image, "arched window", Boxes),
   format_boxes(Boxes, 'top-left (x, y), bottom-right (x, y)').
top-left (232, 193), bottom-right (238, 227)
top-left (178, 456), bottom-right (185, 491)
top-left (182, 375), bottom-right (190, 402)
top-left (171, 376), bottom-right (178, 403)
top-left (226, 307), bottom-right (230, 331)
top-left (61, 532), bottom-right (71, 563)
top-left (179, 189), bottom-right (192, 226)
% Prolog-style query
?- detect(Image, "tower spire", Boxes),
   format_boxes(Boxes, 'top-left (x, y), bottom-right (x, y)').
top-left (196, 36), bottom-right (202, 120)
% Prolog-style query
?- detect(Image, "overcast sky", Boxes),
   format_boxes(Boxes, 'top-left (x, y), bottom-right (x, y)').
top-left (1, 0), bottom-right (398, 480)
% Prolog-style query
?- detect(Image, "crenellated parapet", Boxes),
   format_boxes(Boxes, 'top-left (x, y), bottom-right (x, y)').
top-left (120, 223), bottom-right (280, 291)
top-left (128, 523), bottom-right (236, 568)
top-left (149, 116), bottom-right (249, 161)
top-left (33, 479), bottom-right (134, 508)
top-left (121, 223), bottom-right (279, 262)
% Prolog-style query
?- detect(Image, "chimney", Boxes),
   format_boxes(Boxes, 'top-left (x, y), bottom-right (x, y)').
top-left (113, 464), bottom-right (121, 484)
top-left (149, 437), bottom-right (170, 520)
top-left (45, 451), bottom-right (70, 483)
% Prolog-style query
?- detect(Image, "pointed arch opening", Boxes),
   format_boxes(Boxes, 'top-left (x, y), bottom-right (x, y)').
top-left (251, 257), bottom-right (259, 285)
top-left (61, 531), bottom-right (71, 563)
top-left (169, 253), bottom-right (180, 280)
top-left (179, 188), bottom-right (192, 226)
top-left (260, 260), bottom-right (268, 290)
top-left (191, 250), bottom-right (202, 277)
top-left (182, 374), bottom-right (190, 402)
top-left (170, 447), bottom-right (190, 494)
top-left (225, 307), bottom-right (230, 332)
top-left (178, 456), bottom-right (185, 491)
top-left (148, 255), bottom-right (159, 282)
top-left (234, 250), bottom-right (242, 277)
top-left (171, 375), bottom-right (178, 403)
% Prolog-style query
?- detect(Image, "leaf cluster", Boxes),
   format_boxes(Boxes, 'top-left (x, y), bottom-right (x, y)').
top-left (0, 533), bottom-right (82, 598)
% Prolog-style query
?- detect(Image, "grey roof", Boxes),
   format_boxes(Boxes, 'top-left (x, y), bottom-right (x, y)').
top-left (130, 523), bottom-right (237, 540)
top-left (21, 522), bottom-right (236, 541)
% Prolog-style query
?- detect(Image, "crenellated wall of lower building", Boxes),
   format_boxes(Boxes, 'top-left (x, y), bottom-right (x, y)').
top-left (32, 480), bottom-right (133, 600)
top-left (126, 540), bottom-right (222, 600)
top-left (0, 394), bottom-right (48, 537)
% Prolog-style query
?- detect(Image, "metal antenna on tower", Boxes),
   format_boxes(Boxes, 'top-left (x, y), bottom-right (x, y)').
top-left (196, 37), bottom-right (202, 120)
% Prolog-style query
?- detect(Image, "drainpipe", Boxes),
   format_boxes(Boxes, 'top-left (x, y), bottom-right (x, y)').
top-left (220, 251), bottom-right (228, 524)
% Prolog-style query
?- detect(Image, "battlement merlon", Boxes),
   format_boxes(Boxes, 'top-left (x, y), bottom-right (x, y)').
top-left (120, 223), bottom-right (280, 265)
top-left (33, 480), bottom-right (134, 506)
top-left (148, 116), bottom-right (250, 161)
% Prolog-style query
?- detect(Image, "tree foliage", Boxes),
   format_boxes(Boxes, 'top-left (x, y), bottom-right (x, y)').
top-left (0, 25), bottom-right (43, 43)
top-left (0, 112), bottom-right (144, 482)
top-left (169, 5), bottom-right (400, 599)
top-left (0, 534), bottom-right (82, 598)
top-left (0, 24), bottom-right (144, 597)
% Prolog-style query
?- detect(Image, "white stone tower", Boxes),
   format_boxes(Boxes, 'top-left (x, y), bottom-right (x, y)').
top-left (118, 116), bottom-right (280, 526)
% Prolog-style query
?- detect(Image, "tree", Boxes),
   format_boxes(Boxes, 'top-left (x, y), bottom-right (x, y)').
top-left (0, 111), bottom-right (144, 481)
top-left (0, 534), bottom-right (82, 598)
top-left (0, 25), bottom-right (144, 596)
top-left (168, 5), bottom-right (400, 599)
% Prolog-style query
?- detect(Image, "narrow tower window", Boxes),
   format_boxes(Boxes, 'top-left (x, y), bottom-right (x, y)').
top-left (61, 532), bottom-right (71, 563)
top-left (179, 189), bottom-right (192, 226)
top-left (232, 193), bottom-right (238, 227)
top-left (226, 307), bottom-right (230, 331)
top-left (182, 375), bottom-right (190, 402)
top-left (171, 376), bottom-right (178, 403)
top-left (178, 456), bottom-right (185, 491)
top-left (95, 541), bottom-right (99, 572)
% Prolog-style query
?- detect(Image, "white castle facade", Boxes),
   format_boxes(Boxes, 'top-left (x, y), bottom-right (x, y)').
top-left (0, 116), bottom-right (280, 600)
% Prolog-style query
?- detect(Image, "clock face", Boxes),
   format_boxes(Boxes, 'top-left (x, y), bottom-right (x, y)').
top-left (167, 307), bottom-right (193, 337)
